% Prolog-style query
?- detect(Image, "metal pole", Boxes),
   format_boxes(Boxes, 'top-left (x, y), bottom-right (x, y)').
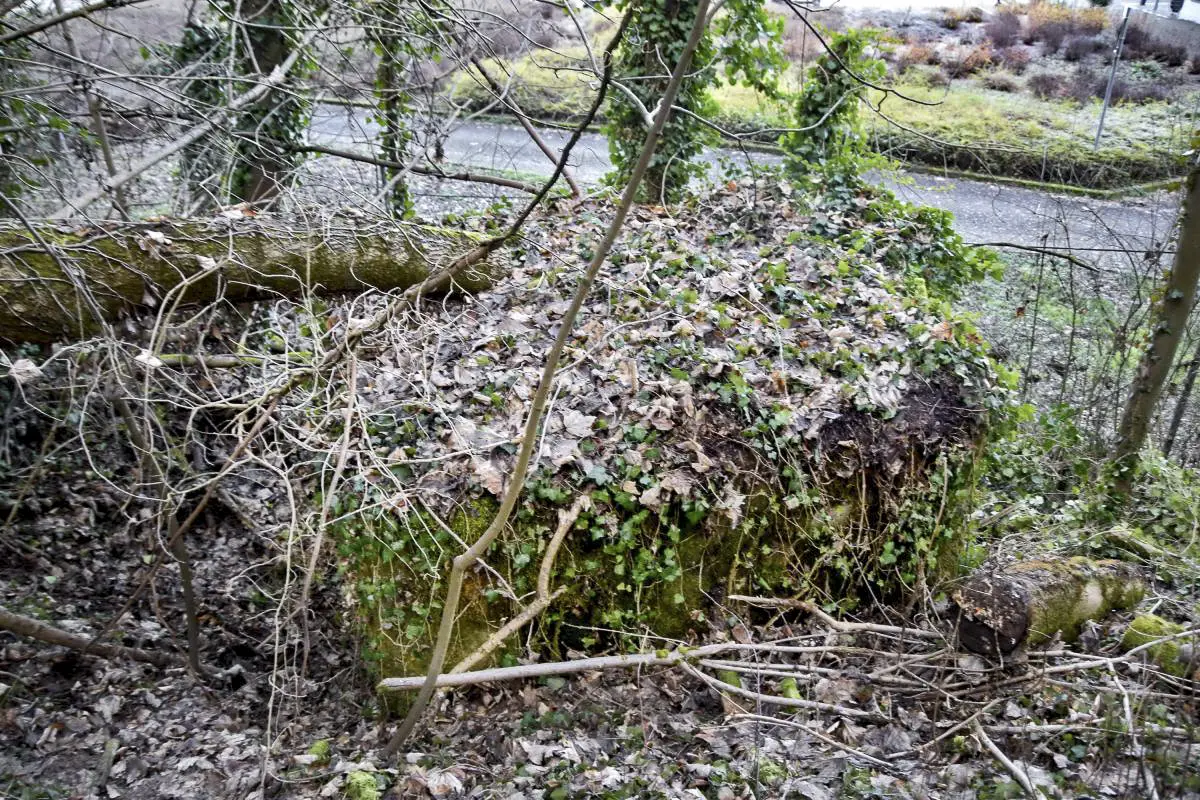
top-left (1096, 7), bottom-right (1131, 150)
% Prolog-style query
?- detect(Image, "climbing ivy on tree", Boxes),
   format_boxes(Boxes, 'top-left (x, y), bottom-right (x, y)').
top-left (175, 0), bottom-right (316, 210)
top-left (374, 30), bottom-right (414, 218)
top-left (782, 28), bottom-right (884, 202)
top-left (605, 0), bottom-right (783, 204)
top-left (366, 0), bottom-right (439, 219)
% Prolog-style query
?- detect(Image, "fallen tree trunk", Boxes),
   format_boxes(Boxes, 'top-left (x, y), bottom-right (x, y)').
top-left (0, 216), bottom-right (493, 342)
top-left (953, 557), bottom-right (1146, 656)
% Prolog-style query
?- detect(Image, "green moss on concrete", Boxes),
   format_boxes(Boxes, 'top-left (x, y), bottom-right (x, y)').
top-left (1024, 557), bottom-right (1145, 646)
top-left (339, 448), bottom-right (982, 678)
top-left (1122, 613), bottom-right (1188, 677)
top-left (331, 189), bottom-right (1002, 680)
top-left (333, 497), bottom-right (501, 679)
top-left (343, 771), bottom-right (381, 800)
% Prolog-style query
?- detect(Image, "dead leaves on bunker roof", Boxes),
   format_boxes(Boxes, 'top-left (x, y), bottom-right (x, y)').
top-left (350, 183), bottom-right (1001, 513)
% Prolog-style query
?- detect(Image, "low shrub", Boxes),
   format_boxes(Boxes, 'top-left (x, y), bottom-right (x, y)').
top-left (944, 44), bottom-right (994, 77)
top-left (985, 11), bottom-right (1021, 48)
top-left (1110, 79), bottom-right (1172, 104)
top-left (1054, 66), bottom-right (1174, 105)
top-left (1027, 1), bottom-right (1108, 44)
top-left (1067, 67), bottom-right (1101, 102)
top-left (896, 64), bottom-right (951, 89)
top-left (1122, 24), bottom-right (1151, 57)
top-left (997, 46), bottom-right (1032, 73)
top-left (941, 6), bottom-right (984, 29)
top-left (1158, 44), bottom-right (1188, 67)
top-left (1073, 6), bottom-right (1108, 35)
top-left (1040, 22), bottom-right (1069, 53)
top-left (1131, 59), bottom-right (1164, 80)
top-left (1188, 58), bottom-right (1200, 75)
top-left (963, 43), bottom-right (993, 73)
top-left (1121, 27), bottom-right (1186, 65)
top-left (1064, 36), bottom-right (1105, 62)
top-left (898, 42), bottom-right (938, 71)
top-left (1027, 70), bottom-right (1064, 99)
top-left (982, 71), bottom-right (1019, 92)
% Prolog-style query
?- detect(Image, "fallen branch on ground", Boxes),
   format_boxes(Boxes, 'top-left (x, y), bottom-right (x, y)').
top-left (0, 605), bottom-right (180, 668)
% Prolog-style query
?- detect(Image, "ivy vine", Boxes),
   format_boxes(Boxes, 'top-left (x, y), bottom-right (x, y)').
top-left (781, 28), bottom-right (884, 203)
top-left (174, 0), bottom-right (316, 210)
top-left (605, 0), bottom-right (783, 204)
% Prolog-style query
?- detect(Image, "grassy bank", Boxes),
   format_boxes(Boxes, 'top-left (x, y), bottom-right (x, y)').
top-left (448, 51), bottom-right (1190, 190)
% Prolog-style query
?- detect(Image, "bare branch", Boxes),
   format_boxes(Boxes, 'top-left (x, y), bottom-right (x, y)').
top-left (0, 604), bottom-right (180, 668)
top-left (0, 0), bottom-right (153, 45)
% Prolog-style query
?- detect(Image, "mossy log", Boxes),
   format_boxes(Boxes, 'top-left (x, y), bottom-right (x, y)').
top-left (953, 558), bottom-right (1146, 656)
top-left (0, 217), bottom-right (492, 343)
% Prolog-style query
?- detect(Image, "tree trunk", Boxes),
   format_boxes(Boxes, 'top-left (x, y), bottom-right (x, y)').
top-left (376, 38), bottom-right (412, 217)
top-left (1110, 164), bottom-right (1200, 496)
top-left (230, 0), bottom-right (302, 207)
top-left (0, 604), bottom-right (180, 668)
top-left (1163, 335), bottom-right (1200, 457)
top-left (0, 217), bottom-right (492, 342)
top-left (953, 557), bottom-right (1145, 656)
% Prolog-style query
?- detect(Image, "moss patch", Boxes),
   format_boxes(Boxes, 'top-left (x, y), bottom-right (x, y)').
top-left (1025, 557), bottom-right (1146, 646)
top-left (343, 771), bottom-right (381, 800)
top-left (1122, 613), bottom-right (1189, 677)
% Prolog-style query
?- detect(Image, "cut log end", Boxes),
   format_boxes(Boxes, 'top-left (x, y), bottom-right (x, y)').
top-left (953, 557), bottom-right (1146, 656)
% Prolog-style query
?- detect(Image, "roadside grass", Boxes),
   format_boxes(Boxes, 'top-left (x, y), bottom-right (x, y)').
top-left (448, 52), bottom-right (1192, 190)
top-left (866, 76), bottom-right (1191, 187)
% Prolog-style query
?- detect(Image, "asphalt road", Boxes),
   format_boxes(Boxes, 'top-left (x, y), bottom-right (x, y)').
top-left (309, 109), bottom-right (1181, 262)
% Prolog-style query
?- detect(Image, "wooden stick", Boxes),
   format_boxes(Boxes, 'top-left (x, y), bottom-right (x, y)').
top-left (727, 595), bottom-right (944, 641)
top-left (0, 605), bottom-right (178, 667)
top-left (449, 496), bottom-right (588, 675)
top-left (296, 144), bottom-right (545, 194)
top-left (470, 58), bottom-right (582, 198)
top-left (383, 1), bottom-right (695, 754)
top-left (972, 718), bottom-right (1044, 799)
top-left (679, 660), bottom-right (879, 720)
top-left (378, 644), bottom-right (733, 692)
top-left (0, 0), bottom-right (153, 45)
